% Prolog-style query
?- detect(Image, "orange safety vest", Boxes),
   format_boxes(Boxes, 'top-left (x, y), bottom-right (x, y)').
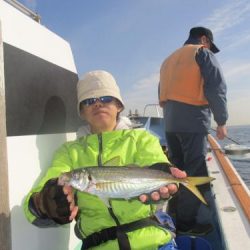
top-left (159, 44), bottom-right (209, 106)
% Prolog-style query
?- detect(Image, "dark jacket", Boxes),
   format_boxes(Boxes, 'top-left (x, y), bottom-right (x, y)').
top-left (161, 38), bottom-right (228, 133)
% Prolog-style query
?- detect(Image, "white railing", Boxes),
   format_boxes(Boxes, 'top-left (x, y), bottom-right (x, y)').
top-left (4, 0), bottom-right (40, 22)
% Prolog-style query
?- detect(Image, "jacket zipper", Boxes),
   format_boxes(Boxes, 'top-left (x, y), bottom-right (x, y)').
top-left (97, 133), bottom-right (121, 226)
top-left (97, 134), bottom-right (103, 167)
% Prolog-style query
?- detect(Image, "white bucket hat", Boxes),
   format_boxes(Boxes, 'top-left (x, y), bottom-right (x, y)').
top-left (77, 70), bottom-right (124, 115)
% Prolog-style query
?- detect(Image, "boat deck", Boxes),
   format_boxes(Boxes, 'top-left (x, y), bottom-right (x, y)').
top-left (207, 136), bottom-right (250, 250)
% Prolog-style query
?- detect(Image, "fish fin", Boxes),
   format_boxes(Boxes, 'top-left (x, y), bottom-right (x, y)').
top-left (182, 177), bottom-right (215, 205)
top-left (149, 162), bottom-right (172, 173)
top-left (103, 156), bottom-right (121, 166)
top-left (183, 182), bottom-right (207, 205)
top-left (186, 176), bottom-right (215, 186)
top-left (102, 157), bottom-right (141, 168)
top-left (99, 196), bottom-right (111, 207)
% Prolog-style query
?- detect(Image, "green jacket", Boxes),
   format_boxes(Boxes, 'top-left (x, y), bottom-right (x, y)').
top-left (24, 129), bottom-right (172, 250)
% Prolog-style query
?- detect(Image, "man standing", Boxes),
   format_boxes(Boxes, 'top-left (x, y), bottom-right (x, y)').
top-left (159, 27), bottom-right (228, 235)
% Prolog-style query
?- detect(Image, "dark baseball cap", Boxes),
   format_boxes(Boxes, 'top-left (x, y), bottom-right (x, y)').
top-left (189, 26), bottom-right (220, 53)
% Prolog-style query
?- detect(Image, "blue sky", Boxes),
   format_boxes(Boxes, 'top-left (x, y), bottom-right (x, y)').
top-left (19, 0), bottom-right (250, 125)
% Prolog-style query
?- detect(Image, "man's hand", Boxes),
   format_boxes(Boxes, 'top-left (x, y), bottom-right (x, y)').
top-left (216, 125), bottom-right (227, 140)
top-left (139, 166), bottom-right (186, 203)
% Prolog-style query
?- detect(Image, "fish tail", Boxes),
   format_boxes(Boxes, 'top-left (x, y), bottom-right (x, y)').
top-left (181, 176), bottom-right (215, 205)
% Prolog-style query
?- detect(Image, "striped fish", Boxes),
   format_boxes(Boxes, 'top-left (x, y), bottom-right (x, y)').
top-left (58, 165), bottom-right (214, 205)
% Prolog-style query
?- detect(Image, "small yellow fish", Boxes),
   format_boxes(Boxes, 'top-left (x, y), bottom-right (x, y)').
top-left (58, 165), bottom-right (214, 205)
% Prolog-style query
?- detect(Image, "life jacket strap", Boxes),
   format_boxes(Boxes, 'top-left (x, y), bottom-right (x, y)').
top-left (81, 217), bottom-right (159, 250)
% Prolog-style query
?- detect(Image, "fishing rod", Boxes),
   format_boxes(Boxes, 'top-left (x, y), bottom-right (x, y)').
top-left (210, 128), bottom-right (241, 145)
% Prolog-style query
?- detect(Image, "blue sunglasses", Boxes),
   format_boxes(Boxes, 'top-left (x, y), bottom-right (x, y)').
top-left (81, 96), bottom-right (115, 106)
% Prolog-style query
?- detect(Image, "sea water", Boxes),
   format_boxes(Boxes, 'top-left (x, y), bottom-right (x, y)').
top-left (212, 125), bottom-right (250, 189)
